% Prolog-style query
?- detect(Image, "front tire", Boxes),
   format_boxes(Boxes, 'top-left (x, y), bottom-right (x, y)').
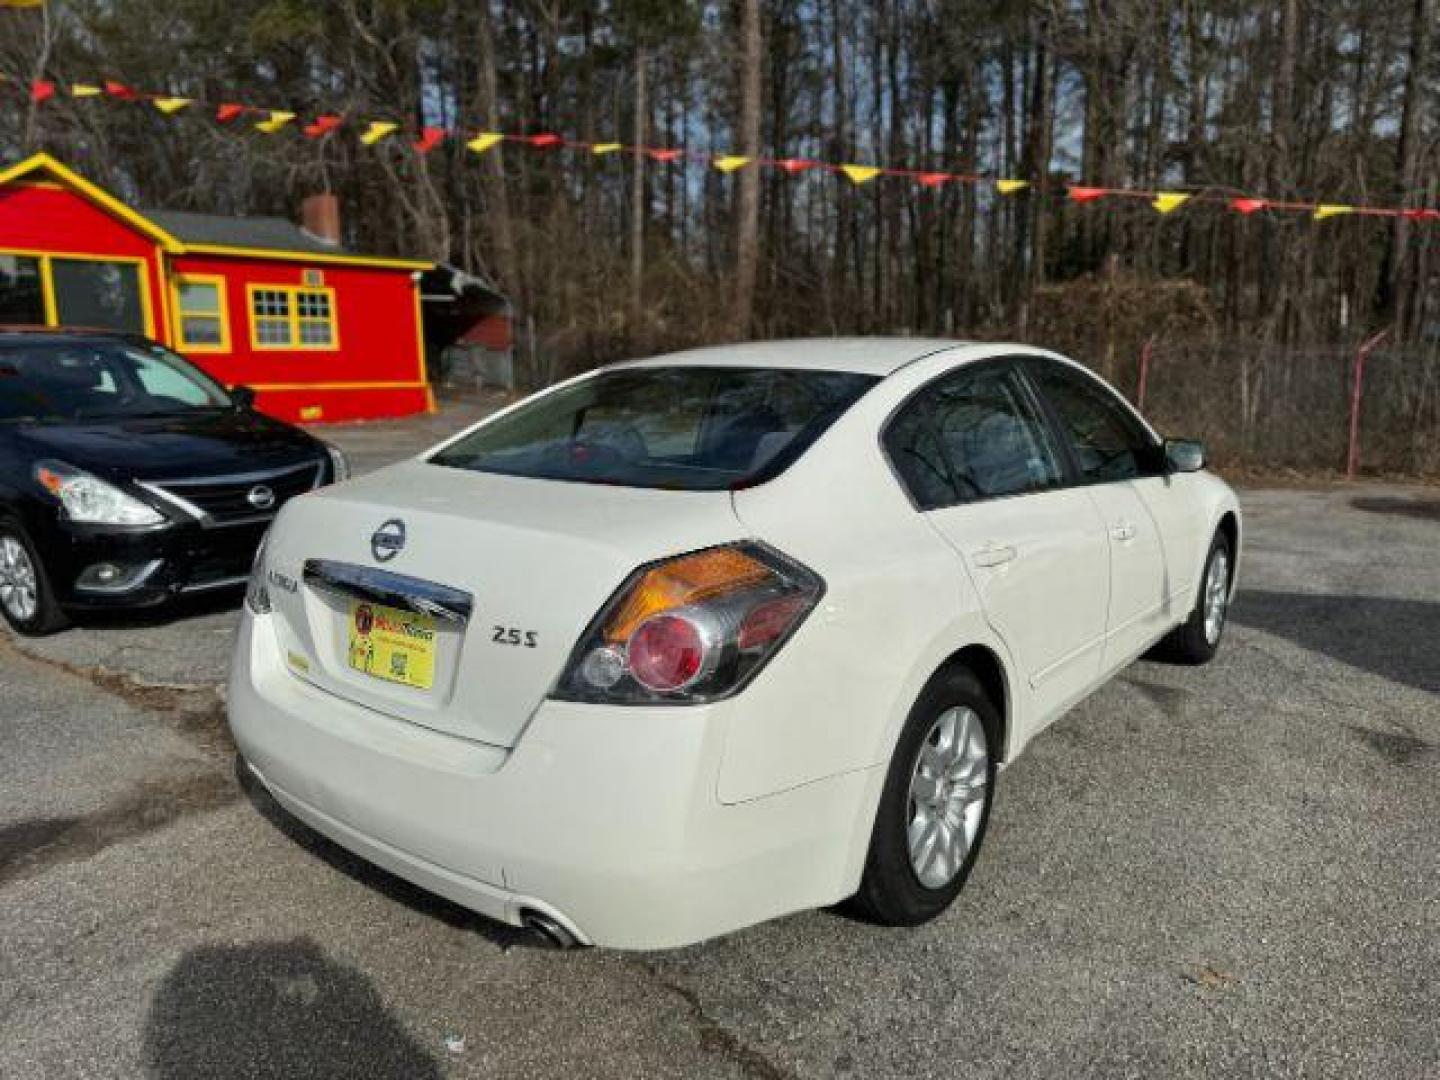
top-left (850, 666), bottom-right (999, 927)
top-left (0, 524), bottom-right (68, 636)
top-left (1157, 531), bottom-right (1232, 665)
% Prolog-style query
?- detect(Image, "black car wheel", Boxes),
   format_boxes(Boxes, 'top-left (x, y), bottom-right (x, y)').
top-left (0, 523), bottom-right (68, 636)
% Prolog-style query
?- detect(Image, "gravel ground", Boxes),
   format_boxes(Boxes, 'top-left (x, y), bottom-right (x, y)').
top-left (1, 406), bottom-right (1436, 1079)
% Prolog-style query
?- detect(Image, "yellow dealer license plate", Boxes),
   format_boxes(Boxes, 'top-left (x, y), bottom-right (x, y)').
top-left (346, 600), bottom-right (436, 691)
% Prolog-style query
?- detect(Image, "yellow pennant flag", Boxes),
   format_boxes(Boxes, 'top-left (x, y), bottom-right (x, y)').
top-left (1314, 204), bottom-right (1354, 221)
top-left (995, 179), bottom-right (1029, 196)
top-left (0, 1), bottom-right (47, 8)
top-left (254, 110), bottom-right (295, 134)
top-left (1152, 192), bottom-right (1191, 215)
top-left (591, 142), bottom-right (622, 155)
top-left (360, 120), bottom-right (399, 146)
top-left (466, 132), bottom-right (503, 154)
top-left (841, 164), bottom-right (882, 185)
top-left (713, 155), bottom-right (750, 173)
top-left (152, 97), bottom-right (192, 115)
top-left (70, 83), bottom-right (102, 98)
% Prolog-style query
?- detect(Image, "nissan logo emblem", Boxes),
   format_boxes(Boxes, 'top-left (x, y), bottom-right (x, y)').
top-left (247, 484), bottom-right (276, 511)
top-left (371, 519), bottom-right (406, 562)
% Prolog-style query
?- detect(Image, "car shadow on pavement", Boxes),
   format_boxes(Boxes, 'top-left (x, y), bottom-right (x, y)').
top-left (1230, 589), bottom-right (1440, 695)
top-left (142, 938), bottom-right (442, 1078)
top-left (234, 757), bottom-right (536, 951)
top-left (62, 588), bottom-right (243, 632)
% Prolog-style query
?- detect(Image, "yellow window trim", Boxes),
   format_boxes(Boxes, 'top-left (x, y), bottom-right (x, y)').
top-left (170, 272), bottom-right (231, 353)
top-left (0, 246), bottom-right (157, 339)
top-left (245, 283), bottom-right (341, 352)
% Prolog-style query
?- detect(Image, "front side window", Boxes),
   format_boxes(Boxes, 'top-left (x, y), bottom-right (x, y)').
top-left (1025, 360), bottom-right (1158, 482)
top-left (0, 340), bottom-right (231, 423)
top-left (173, 276), bottom-right (230, 352)
top-left (431, 366), bottom-right (877, 491)
top-left (249, 286), bottom-right (337, 350)
top-left (886, 364), bottom-right (1063, 509)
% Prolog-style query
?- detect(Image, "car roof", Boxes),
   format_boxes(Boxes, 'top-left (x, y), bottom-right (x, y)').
top-left (614, 337), bottom-right (981, 377)
top-left (0, 326), bottom-right (148, 348)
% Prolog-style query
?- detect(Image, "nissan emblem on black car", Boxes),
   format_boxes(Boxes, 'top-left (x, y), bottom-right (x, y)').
top-left (247, 484), bottom-right (276, 511)
top-left (371, 519), bottom-right (406, 562)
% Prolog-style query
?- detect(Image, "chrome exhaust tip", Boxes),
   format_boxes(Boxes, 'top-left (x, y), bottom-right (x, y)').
top-left (520, 909), bottom-right (584, 950)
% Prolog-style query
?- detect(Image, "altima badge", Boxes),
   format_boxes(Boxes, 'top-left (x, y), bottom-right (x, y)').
top-left (371, 519), bottom-right (406, 562)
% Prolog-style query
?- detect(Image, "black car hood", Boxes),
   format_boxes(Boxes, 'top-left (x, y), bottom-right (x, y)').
top-left (15, 410), bottom-right (325, 480)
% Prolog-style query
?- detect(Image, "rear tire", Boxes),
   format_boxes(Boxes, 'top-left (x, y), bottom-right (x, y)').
top-left (1155, 531), bottom-right (1232, 665)
top-left (0, 523), bottom-right (68, 636)
top-left (850, 666), bottom-right (999, 927)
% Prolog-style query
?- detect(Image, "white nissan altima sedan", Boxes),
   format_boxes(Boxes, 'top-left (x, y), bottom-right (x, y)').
top-left (229, 339), bottom-right (1240, 949)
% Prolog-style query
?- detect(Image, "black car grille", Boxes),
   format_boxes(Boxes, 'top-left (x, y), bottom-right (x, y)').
top-left (147, 461), bottom-right (323, 525)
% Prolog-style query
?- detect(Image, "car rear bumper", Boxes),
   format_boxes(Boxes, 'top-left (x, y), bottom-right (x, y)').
top-left (227, 611), bottom-right (876, 950)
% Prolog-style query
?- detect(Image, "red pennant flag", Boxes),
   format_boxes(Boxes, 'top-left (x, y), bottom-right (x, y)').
top-left (527, 133), bottom-right (562, 148)
top-left (646, 148), bottom-right (684, 163)
top-left (777, 158), bottom-right (817, 174)
top-left (1230, 197), bottom-right (1268, 215)
top-left (1068, 186), bottom-right (1107, 204)
top-left (1402, 208), bottom-right (1440, 222)
top-left (215, 103), bottom-right (245, 123)
top-left (104, 80), bottom-right (138, 100)
top-left (413, 126), bottom-right (445, 154)
top-left (29, 80), bottom-right (55, 104)
top-left (917, 172), bottom-right (951, 188)
top-left (304, 114), bottom-right (343, 138)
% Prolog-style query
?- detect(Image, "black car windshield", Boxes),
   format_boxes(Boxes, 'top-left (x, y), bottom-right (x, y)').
top-left (430, 366), bottom-right (878, 491)
top-left (0, 339), bottom-right (232, 423)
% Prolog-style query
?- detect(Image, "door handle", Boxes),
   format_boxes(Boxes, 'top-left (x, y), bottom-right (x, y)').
top-left (1111, 522), bottom-right (1137, 542)
top-left (971, 544), bottom-right (1018, 568)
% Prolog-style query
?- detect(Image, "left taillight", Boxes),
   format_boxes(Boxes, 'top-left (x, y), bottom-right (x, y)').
top-left (552, 542), bottom-right (823, 705)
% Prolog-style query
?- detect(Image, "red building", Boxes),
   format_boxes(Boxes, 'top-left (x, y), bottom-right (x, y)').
top-left (0, 153), bottom-right (438, 422)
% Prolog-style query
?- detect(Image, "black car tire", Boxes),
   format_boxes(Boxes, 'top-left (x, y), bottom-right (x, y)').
top-left (849, 665), bottom-right (999, 927)
top-left (0, 522), bottom-right (69, 636)
top-left (1154, 531), bottom-right (1233, 665)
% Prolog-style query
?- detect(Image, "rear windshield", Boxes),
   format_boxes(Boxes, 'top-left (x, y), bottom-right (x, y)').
top-left (0, 339), bottom-right (232, 423)
top-left (430, 366), bottom-right (877, 491)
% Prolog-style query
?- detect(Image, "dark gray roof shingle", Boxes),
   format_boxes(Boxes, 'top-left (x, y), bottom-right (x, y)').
top-left (139, 209), bottom-right (346, 255)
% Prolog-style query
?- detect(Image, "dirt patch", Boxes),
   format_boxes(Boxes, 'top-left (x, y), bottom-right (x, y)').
top-left (1348, 725), bottom-right (1436, 766)
top-left (0, 770), bottom-right (239, 887)
top-left (1350, 496), bottom-right (1440, 523)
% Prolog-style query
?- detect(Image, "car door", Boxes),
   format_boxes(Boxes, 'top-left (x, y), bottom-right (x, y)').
top-left (1021, 357), bottom-right (1176, 670)
top-left (884, 361), bottom-right (1110, 730)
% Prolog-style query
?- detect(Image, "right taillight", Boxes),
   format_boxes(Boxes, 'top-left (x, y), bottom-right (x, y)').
top-left (553, 542), bottom-right (824, 705)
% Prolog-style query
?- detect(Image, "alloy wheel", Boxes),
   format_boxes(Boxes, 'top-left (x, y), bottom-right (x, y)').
top-left (1203, 550), bottom-right (1230, 645)
top-left (0, 535), bottom-right (39, 623)
top-left (906, 705), bottom-right (989, 889)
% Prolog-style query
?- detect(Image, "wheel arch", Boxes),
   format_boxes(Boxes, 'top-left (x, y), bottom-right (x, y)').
top-left (931, 643), bottom-right (1012, 762)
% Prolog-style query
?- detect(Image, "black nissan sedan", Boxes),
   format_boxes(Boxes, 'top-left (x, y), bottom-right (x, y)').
top-left (0, 328), bottom-right (346, 634)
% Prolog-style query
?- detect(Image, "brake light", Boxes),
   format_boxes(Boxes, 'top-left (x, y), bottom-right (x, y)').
top-left (553, 542), bottom-right (823, 705)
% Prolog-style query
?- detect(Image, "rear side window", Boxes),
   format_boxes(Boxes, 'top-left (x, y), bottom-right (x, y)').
top-left (1025, 360), bottom-right (1158, 482)
top-left (885, 364), bottom-right (1064, 509)
top-left (431, 366), bottom-right (877, 491)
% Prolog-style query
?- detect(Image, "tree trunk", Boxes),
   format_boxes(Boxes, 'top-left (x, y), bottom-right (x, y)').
top-left (731, 0), bottom-right (763, 338)
top-left (630, 48), bottom-right (648, 327)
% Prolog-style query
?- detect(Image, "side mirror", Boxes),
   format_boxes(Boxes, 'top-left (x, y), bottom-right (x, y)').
top-left (230, 385), bottom-right (257, 412)
top-left (1165, 438), bottom-right (1206, 473)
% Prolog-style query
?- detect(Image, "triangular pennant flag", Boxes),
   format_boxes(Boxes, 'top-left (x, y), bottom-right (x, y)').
top-left (360, 120), bottom-right (398, 146)
top-left (303, 114), bottom-right (343, 138)
top-left (255, 110), bottom-right (295, 134)
top-left (995, 179), bottom-right (1028, 195)
top-left (591, 142), bottom-right (622, 155)
top-left (713, 155), bottom-right (750, 173)
top-left (1314, 204), bottom-right (1354, 221)
top-left (841, 164), bottom-right (882, 185)
top-left (1403, 208), bottom-right (1440, 222)
top-left (1230, 197), bottom-right (1267, 215)
top-left (104, 81), bottom-right (138, 100)
top-left (1152, 192), bottom-right (1191, 215)
top-left (29, 80), bottom-right (55, 104)
top-left (413, 126), bottom-right (445, 154)
top-left (917, 172), bottom-right (951, 188)
top-left (215, 103), bottom-right (245, 123)
top-left (777, 158), bottom-right (817, 174)
top-left (527, 133), bottom-right (562, 148)
top-left (152, 97), bottom-right (192, 115)
top-left (467, 132), bottom-right (504, 154)
top-left (647, 148), bottom-right (684, 163)
top-left (1068, 186), bottom-right (1107, 204)
top-left (70, 83), bottom-right (102, 98)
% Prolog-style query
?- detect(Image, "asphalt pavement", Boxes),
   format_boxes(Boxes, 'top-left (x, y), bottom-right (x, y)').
top-left (1, 407), bottom-right (1436, 1079)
